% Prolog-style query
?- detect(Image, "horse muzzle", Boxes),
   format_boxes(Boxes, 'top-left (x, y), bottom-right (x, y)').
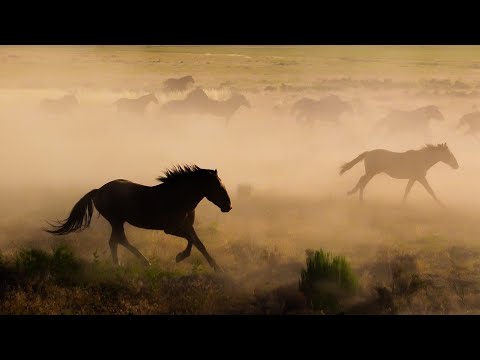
top-left (221, 205), bottom-right (232, 213)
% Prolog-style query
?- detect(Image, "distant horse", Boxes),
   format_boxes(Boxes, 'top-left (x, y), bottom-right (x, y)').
top-left (339, 143), bottom-right (459, 205)
top-left (290, 95), bottom-right (353, 126)
top-left (112, 93), bottom-right (158, 115)
top-left (44, 165), bottom-right (232, 272)
top-left (457, 111), bottom-right (480, 136)
top-left (163, 75), bottom-right (195, 92)
top-left (374, 105), bottom-right (444, 136)
top-left (161, 88), bottom-right (251, 124)
top-left (39, 93), bottom-right (79, 115)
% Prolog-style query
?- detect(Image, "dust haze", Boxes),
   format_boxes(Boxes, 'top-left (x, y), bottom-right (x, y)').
top-left (2, 46), bottom-right (480, 314)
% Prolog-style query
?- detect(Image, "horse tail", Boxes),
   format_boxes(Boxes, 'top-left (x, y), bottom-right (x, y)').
top-left (43, 189), bottom-right (98, 235)
top-left (340, 152), bottom-right (368, 175)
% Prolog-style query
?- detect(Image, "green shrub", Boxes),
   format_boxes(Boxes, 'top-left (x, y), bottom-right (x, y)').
top-left (14, 245), bottom-right (82, 284)
top-left (51, 244), bottom-right (82, 284)
top-left (299, 249), bottom-right (358, 313)
top-left (15, 248), bottom-right (51, 278)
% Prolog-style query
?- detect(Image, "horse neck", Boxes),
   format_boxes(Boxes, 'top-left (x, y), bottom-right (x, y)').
top-left (155, 180), bottom-right (206, 208)
top-left (226, 97), bottom-right (243, 110)
top-left (139, 96), bottom-right (152, 105)
top-left (420, 149), bottom-right (442, 170)
top-left (412, 107), bottom-right (431, 120)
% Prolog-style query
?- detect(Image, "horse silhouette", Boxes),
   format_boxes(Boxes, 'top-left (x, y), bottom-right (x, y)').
top-left (290, 95), bottom-right (353, 126)
top-left (457, 111), bottom-right (480, 136)
top-left (44, 165), bottom-right (232, 272)
top-left (163, 75), bottom-right (195, 92)
top-left (374, 105), bottom-right (444, 136)
top-left (112, 93), bottom-right (158, 115)
top-left (340, 143), bottom-right (459, 205)
top-left (39, 93), bottom-right (79, 115)
top-left (161, 88), bottom-right (250, 124)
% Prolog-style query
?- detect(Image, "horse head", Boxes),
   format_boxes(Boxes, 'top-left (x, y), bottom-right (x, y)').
top-left (203, 169), bottom-right (232, 212)
top-left (231, 94), bottom-right (251, 109)
top-left (435, 143), bottom-right (459, 169)
top-left (423, 105), bottom-right (445, 121)
top-left (184, 75), bottom-right (195, 85)
top-left (148, 93), bottom-right (159, 104)
top-left (63, 93), bottom-right (79, 106)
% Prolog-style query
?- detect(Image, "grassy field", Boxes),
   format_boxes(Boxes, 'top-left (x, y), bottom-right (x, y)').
top-left (1, 46), bottom-right (480, 314)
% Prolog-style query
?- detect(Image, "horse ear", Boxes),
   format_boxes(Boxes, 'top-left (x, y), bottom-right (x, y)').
top-left (214, 169), bottom-right (217, 174)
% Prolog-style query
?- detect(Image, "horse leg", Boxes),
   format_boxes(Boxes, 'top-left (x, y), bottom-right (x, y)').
top-left (418, 177), bottom-right (444, 207)
top-left (359, 174), bottom-right (374, 202)
top-left (116, 226), bottom-right (151, 267)
top-left (348, 173), bottom-right (373, 197)
top-left (165, 228), bottom-right (193, 263)
top-left (188, 228), bottom-right (223, 272)
top-left (402, 179), bottom-right (416, 203)
top-left (109, 226), bottom-right (120, 266)
top-left (176, 242), bottom-right (193, 263)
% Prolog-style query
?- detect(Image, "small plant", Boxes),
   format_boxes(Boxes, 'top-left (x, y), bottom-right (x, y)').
top-left (299, 249), bottom-right (358, 313)
top-left (92, 249), bottom-right (100, 264)
top-left (207, 221), bottom-right (219, 239)
top-left (50, 244), bottom-right (81, 284)
top-left (14, 245), bottom-right (81, 284)
top-left (15, 248), bottom-right (51, 278)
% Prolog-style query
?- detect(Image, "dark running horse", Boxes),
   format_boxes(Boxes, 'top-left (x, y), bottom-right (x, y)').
top-left (113, 93), bottom-right (159, 115)
top-left (374, 105), bottom-right (444, 136)
top-left (163, 75), bottom-right (195, 92)
top-left (340, 143), bottom-right (459, 205)
top-left (457, 111), bottom-right (480, 136)
top-left (39, 93), bottom-right (79, 114)
top-left (44, 165), bottom-right (232, 272)
top-left (161, 88), bottom-right (251, 124)
top-left (290, 95), bottom-right (353, 126)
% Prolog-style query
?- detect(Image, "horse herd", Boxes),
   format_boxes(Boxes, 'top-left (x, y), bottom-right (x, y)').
top-left (37, 75), bottom-right (480, 138)
top-left (42, 76), bottom-right (475, 271)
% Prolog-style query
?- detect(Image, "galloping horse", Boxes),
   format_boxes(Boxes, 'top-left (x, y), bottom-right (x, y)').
top-left (340, 143), bottom-right (459, 205)
top-left (290, 95), bottom-right (353, 126)
top-left (44, 165), bottom-right (232, 272)
top-left (373, 105), bottom-right (444, 136)
top-left (161, 88), bottom-right (251, 124)
top-left (112, 93), bottom-right (159, 115)
top-left (163, 75), bottom-right (195, 92)
top-left (457, 111), bottom-right (480, 136)
top-left (39, 93), bottom-right (79, 115)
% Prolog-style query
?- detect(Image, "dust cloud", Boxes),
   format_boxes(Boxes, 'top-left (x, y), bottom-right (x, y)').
top-left (1, 46), bottom-right (480, 314)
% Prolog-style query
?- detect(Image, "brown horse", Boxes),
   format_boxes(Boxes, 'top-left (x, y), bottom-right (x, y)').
top-left (39, 93), bottom-right (79, 115)
top-left (163, 75), bottom-right (195, 92)
top-left (290, 95), bottom-right (353, 126)
top-left (161, 88), bottom-right (250, 124)
top-left (112, 93), bottom-right (159, 115)
top-left (44, 165), bottom-right (232, 272)
top-left (457, 111), bottom-right (480, 136)
top-left (373, 105), bottom-right (444, 136)
top-left (340, 143), bottom-right (459, 205)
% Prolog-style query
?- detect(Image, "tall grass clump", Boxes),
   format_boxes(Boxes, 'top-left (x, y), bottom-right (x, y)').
top-left (299, 249), bottom-right (358, 313)
top-left (15, 244), bottom-right (82, 284)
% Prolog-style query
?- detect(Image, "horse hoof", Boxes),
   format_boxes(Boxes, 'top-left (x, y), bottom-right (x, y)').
top-left (176, 253), bottom-right (187, 263)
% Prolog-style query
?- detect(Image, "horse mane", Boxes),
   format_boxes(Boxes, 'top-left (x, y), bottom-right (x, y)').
top-left (422, 143), bottom-right (447, 151)
top-left (156, 164), bottom-right (204, 183)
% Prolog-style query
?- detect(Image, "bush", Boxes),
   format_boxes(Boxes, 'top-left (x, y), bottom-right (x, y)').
top-left (15, 248), bottom-right (51, 278)
top-left (299, 249), bottom-right (358, 313)
top-left (15, 244), bottom-right (82, 284)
